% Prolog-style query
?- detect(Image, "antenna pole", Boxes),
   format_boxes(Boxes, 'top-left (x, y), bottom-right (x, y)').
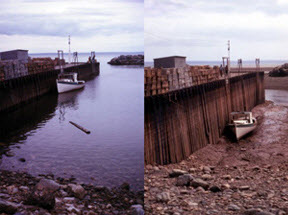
top-left (68, 35), bottom-right (71, 64)
top-left (228, 40), bottom-right (230, 74)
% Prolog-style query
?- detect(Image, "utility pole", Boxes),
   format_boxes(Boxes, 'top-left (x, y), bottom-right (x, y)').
top-left (227, 40), bottom-right (230, 75)
top-left (68, 35), bottom-right (71, 64)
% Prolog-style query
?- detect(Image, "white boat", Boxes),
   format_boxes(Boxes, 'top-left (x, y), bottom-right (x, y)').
top-left (56, 73), bottom-right (85, 94)
top-left (227, 112), bottom-right (257, 140)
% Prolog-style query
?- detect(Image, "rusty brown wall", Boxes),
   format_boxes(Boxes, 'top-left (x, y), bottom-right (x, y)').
top-left (145, 72), bottom-right (265, 165)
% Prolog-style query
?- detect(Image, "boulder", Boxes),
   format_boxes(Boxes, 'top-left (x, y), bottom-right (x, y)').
top-left (131, 204), bottom-right (144, 215)
top-left (156, 192), bottom-right (170, 202)
top-left (0, 199), bottom-right (19, 214)
top-left (24, 190), bottom-right (55, 210)
top-left (108, 55), bottom-right (144, 65)
top-left (176, 174), bottom-right (194, 186)
top-left (269, 63), bottom-right (288, 77)
top-left (68, 184), bottom-right (86, 199)
top-left (35, 179), bottom-right (61, 193)
top-left (190, 178), bottom-right (209, 190)
top-left (228, 203), bottom-right (241, 211)
top-left (169, 169), bottom-right (188, 178)
top-left (209, 185), bottom-right (222, 193)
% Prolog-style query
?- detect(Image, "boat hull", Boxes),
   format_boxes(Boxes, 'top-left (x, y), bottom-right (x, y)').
top-left (57, 81), bottom-right (85, 94)
top-left (228, 123), bottom-right (257, 140)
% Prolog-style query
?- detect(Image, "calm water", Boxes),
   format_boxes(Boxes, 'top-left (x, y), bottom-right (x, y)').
top-left (0, 52), bottom-right (144, 190)
top-left (265, 89), bottom-right (288, 107)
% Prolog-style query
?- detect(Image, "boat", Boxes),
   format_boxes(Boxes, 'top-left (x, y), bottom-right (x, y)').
top-left (56, 73), bottom-right (85, 94)
top-left (227, 112), bottom-right (257, 140)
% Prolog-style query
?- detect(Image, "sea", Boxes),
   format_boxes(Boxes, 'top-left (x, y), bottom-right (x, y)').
top-left (0, 52), bottom-right (144, 190)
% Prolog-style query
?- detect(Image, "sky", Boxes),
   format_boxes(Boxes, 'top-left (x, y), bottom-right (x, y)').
top-left (145, 0), bottom-right (288, 61)
top-left (0, 0), bottom-right (143, 53)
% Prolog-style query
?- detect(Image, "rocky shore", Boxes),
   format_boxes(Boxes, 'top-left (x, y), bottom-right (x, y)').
top-left (108, 55), bottom-right (144, 65)
top-left (0, 170), bottom-right (144, 215)
top-left (269, 63), bottom-right (288, 77)
top-left (145, 101), bottom-right (288, 215)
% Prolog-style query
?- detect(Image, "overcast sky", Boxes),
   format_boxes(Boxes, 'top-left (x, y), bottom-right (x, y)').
top-left (0, 0), bottom-right (143, 53)
top-left (145, 0), bottom-right (288, 61)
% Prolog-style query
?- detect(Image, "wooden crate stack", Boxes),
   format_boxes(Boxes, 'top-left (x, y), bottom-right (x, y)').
top-left (0, 64), bottom-right (4, 81)
top-left (190, 66), bottom-right (220, 85)
top-left (145, 67), bottom-right (169, 96)
top-left (28, 58), bottom-right (55, 74)
top-left (145, 65), bottom-right (221, 96)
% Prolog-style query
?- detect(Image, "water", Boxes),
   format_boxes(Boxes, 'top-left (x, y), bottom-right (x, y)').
top-left (265, 89), bottom-right (288, 107)
top-left (0, 52), bottom-right (144, 190)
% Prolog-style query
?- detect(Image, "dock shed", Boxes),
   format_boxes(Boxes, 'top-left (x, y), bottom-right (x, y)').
top-left (0, 49), bottom-right (28, 62)
top-left (154, 56), bottom-right (186, 68)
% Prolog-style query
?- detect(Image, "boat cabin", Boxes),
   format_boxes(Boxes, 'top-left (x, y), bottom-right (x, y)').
top-left (230, 112), bottom-right (253, 124)
top-left (58, 73), bottom-right (78, 82)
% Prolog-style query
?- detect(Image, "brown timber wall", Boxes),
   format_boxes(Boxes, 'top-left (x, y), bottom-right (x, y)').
top-left (0, 70), bottom-right (59, 113)
top-left (145, 72), bottom-right (265, 165)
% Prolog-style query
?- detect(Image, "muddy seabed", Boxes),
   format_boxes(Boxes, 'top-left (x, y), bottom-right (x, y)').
top-left (145, 101), bottom-right (288, 215)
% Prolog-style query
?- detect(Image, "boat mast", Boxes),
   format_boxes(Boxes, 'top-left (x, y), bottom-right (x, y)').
top-left (68, 35), bottom-right (71, 64)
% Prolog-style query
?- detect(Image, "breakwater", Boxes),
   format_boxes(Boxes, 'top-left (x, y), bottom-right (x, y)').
top-left (145, 71), bottom-right (265, 165)
top-left (0, 62), bottom-right (99, 113)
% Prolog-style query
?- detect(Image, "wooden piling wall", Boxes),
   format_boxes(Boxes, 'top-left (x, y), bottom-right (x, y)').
top-left (0, 70), bottom-right (59, 113)
top-left (145, 72), bottom-right (265, 165)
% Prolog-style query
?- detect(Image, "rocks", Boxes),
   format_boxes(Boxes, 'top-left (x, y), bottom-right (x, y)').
top-left (18, 158), bottom-right (26, 162)
top-left (7, 185), bottom-right (18, 194)
top-left (25, 189), bottom-right (56, 210)
top-left (176, 174), bottom-right (193, 186)
top-left (131, 204), bottom-right (144, 215)
top-left (120, 182), bottom-right (130, 191)
top-left (63, 197), bottom-right (76, 203)
top-left (0, 170), bottom-right (142, 214)
top-left (239, 185), bottom-right (250, 191)
top-left (5, 151), bottom-right (15, 157)
top-left (202, 166), bottom-right (211, 173)
top-left (190, 178), bottom-right (209, 190)
top-left (269, 63), bottom-right (288, 77)
top-left (156, 192), bottom-right (170, 202)
top-left (222, 175), bottom-right (232, 180)
top-left (35, 179), bottom-right (61, 193)
top-left (108, 55), bottom-right (144, 65)
top-left (0, 198), bottom-right (19, 214)
top-left (202, 174), bottom-right (213, 181)
top-left (209, 185), bottom-right (221, 193)
top-left (228, 203), bottom-right (241, 211)
top-left (68, 184), bottom-right (86, 199)
top-left (244, 208), bottom-right (274, 215)
top-left (169, 169), bottom-right (188, 178)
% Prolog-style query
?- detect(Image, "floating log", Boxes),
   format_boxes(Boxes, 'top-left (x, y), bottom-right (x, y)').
top-left (69, 121), bottom-right (91, 134)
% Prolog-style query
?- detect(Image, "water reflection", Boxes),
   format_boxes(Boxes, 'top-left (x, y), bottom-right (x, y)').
top-left (0, 95), bottom-right (58, 158)
top-left (57, 90), bottom-right (82, 122)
